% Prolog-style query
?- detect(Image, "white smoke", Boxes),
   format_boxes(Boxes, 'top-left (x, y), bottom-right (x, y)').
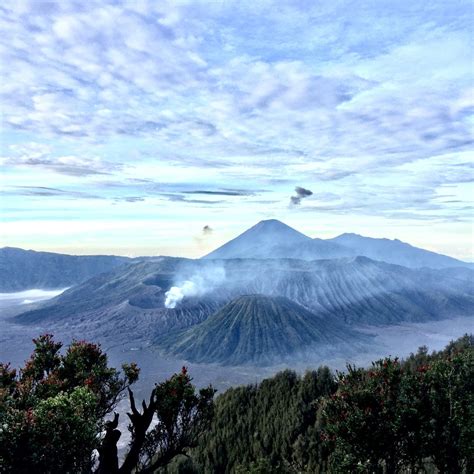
top-left (165, 280), bottom-right (200, 309)
top-left (164, 266), bottom-right (225, 309)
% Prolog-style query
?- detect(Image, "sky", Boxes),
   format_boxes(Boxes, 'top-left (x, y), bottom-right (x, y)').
top-left (0, 0), bottom-right (473, 259)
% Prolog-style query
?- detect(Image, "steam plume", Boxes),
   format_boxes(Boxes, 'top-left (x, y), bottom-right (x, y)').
top-left (165, 280), bottom-right (200, 309)
top-left (164, 266), bottom-right (225, 309)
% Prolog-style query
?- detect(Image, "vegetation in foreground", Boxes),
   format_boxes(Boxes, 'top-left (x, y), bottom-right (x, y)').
top-left (0, 334), bottom-right (472, 473)
top-left (0, 335), bottom-right (215, 473)
top-left (185, 334), bottom-right (473, 474)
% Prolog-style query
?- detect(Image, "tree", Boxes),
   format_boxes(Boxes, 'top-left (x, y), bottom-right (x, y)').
top-left (0, 334), bottom-right (139, 473)
top-left (0, 334), bottom-right (215, 474)
top-left (193, 368), bottom-right (337, 473)
top-left (420, 348), bottom-right (474, 473)
top-left (322, 340), bottom-right (474, 473)
top-left (322, 358), bottom-right (408, 473)
top-left (98, 366), bottom-right (216, 474)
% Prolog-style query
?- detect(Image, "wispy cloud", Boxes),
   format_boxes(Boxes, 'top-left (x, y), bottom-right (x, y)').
top-left (0, 0), bottom-right (472, 258)
top-left (2, 143), bottom-right (121, 176)
top-left (184, 189), bottom-right (255, 196)
top-left (3, 186), bottom-right (102, 200)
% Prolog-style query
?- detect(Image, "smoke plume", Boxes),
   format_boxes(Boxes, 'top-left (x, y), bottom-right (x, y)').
top-left (290, 186), bottom-right (313, 206)
top-left (164, 266), bottom-right (225, 309)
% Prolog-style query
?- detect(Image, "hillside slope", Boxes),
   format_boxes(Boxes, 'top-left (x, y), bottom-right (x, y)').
top-left (15, 257), bottom-right (474, 344)
top-left (330, 233), bottom-right (471, 269)
top-left (0, 247), bottom-right (132, 292)
top-left (156, 295), bottom-right (362, 365)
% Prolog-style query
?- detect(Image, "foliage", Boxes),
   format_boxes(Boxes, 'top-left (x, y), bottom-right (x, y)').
top-left (128, 367), bottom-right (216, 473)
top-left (323, 336), bottom-right (474, 473)
top-left (0, 334), bottom-right (215, 474)
top-left (103, 367), bottom-right (215, 474)
top-left (189, 335), bottom-right (473, 473)
top-left (323, 358), bottom-right (410, 472)
top-left (1, 333), bottom-right (472, 473)
top-left (192, 367), bottom-right (336, 473)
top-left (0, 334), bottom-right (137, 473)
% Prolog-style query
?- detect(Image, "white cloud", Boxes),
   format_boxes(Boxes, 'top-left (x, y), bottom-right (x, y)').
top-left (3, 143), bottom-right (120, 176)
top-left (0, 0), bottom-right (472, 259)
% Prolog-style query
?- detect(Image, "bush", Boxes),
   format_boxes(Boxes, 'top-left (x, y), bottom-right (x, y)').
top-left (0, 334), bottom-right (215, 474)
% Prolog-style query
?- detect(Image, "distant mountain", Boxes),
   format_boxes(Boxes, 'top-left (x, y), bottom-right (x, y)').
top-left (156, 294), bottom-right (363, 365)
top-left (5, 221), bottom-right (469, 294)
top-left (330, 233), bottom-right (472, 269)
top-left (15, 257), bottom-right (474, 344)
top-left (0, 247), bottom-right (131, 292)
top-left (203, 219), bottom-right (471, 269)
top-left (203, 219), bottom-right (352, 260)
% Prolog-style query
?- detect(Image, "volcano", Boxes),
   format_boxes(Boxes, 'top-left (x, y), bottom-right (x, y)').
top-left (157, 294), bottom-right (365, 365)
top-left (203, 219), bottom-right (352, 260)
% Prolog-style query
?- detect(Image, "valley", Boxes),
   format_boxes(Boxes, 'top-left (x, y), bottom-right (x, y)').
top-left (1, 271), bottom-right (472, 458)
top-left (1, 290), bottom-right (472, 392)
top-left (1, 220), bottom-right (472, 395)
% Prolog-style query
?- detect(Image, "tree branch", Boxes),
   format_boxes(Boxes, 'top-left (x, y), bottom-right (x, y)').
top-left (118, 388), bottom-right (156, 474)
top-left (97, 413), bottom-right (121, 474)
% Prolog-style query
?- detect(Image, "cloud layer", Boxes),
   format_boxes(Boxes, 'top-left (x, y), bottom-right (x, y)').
top-left (0, 1), bottom-right (472, 259)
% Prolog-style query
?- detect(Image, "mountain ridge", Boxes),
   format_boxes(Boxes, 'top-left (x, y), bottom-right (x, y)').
top-left (329, 232), bottom-right (471, 269)
top-left (203, 219), bottom-right (353, 261)
top-left (203, 219), bottom-right (471, 269)
top-left (14, 257), bottom-right (474, 344)
top-left (2, 220), bottom-right (471, 296)
top-left (0, 247), bottom-right (133, 292)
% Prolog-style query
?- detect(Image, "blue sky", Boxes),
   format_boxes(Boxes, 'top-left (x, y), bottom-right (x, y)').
top-left (0, 0), bottom-right (473, 259)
